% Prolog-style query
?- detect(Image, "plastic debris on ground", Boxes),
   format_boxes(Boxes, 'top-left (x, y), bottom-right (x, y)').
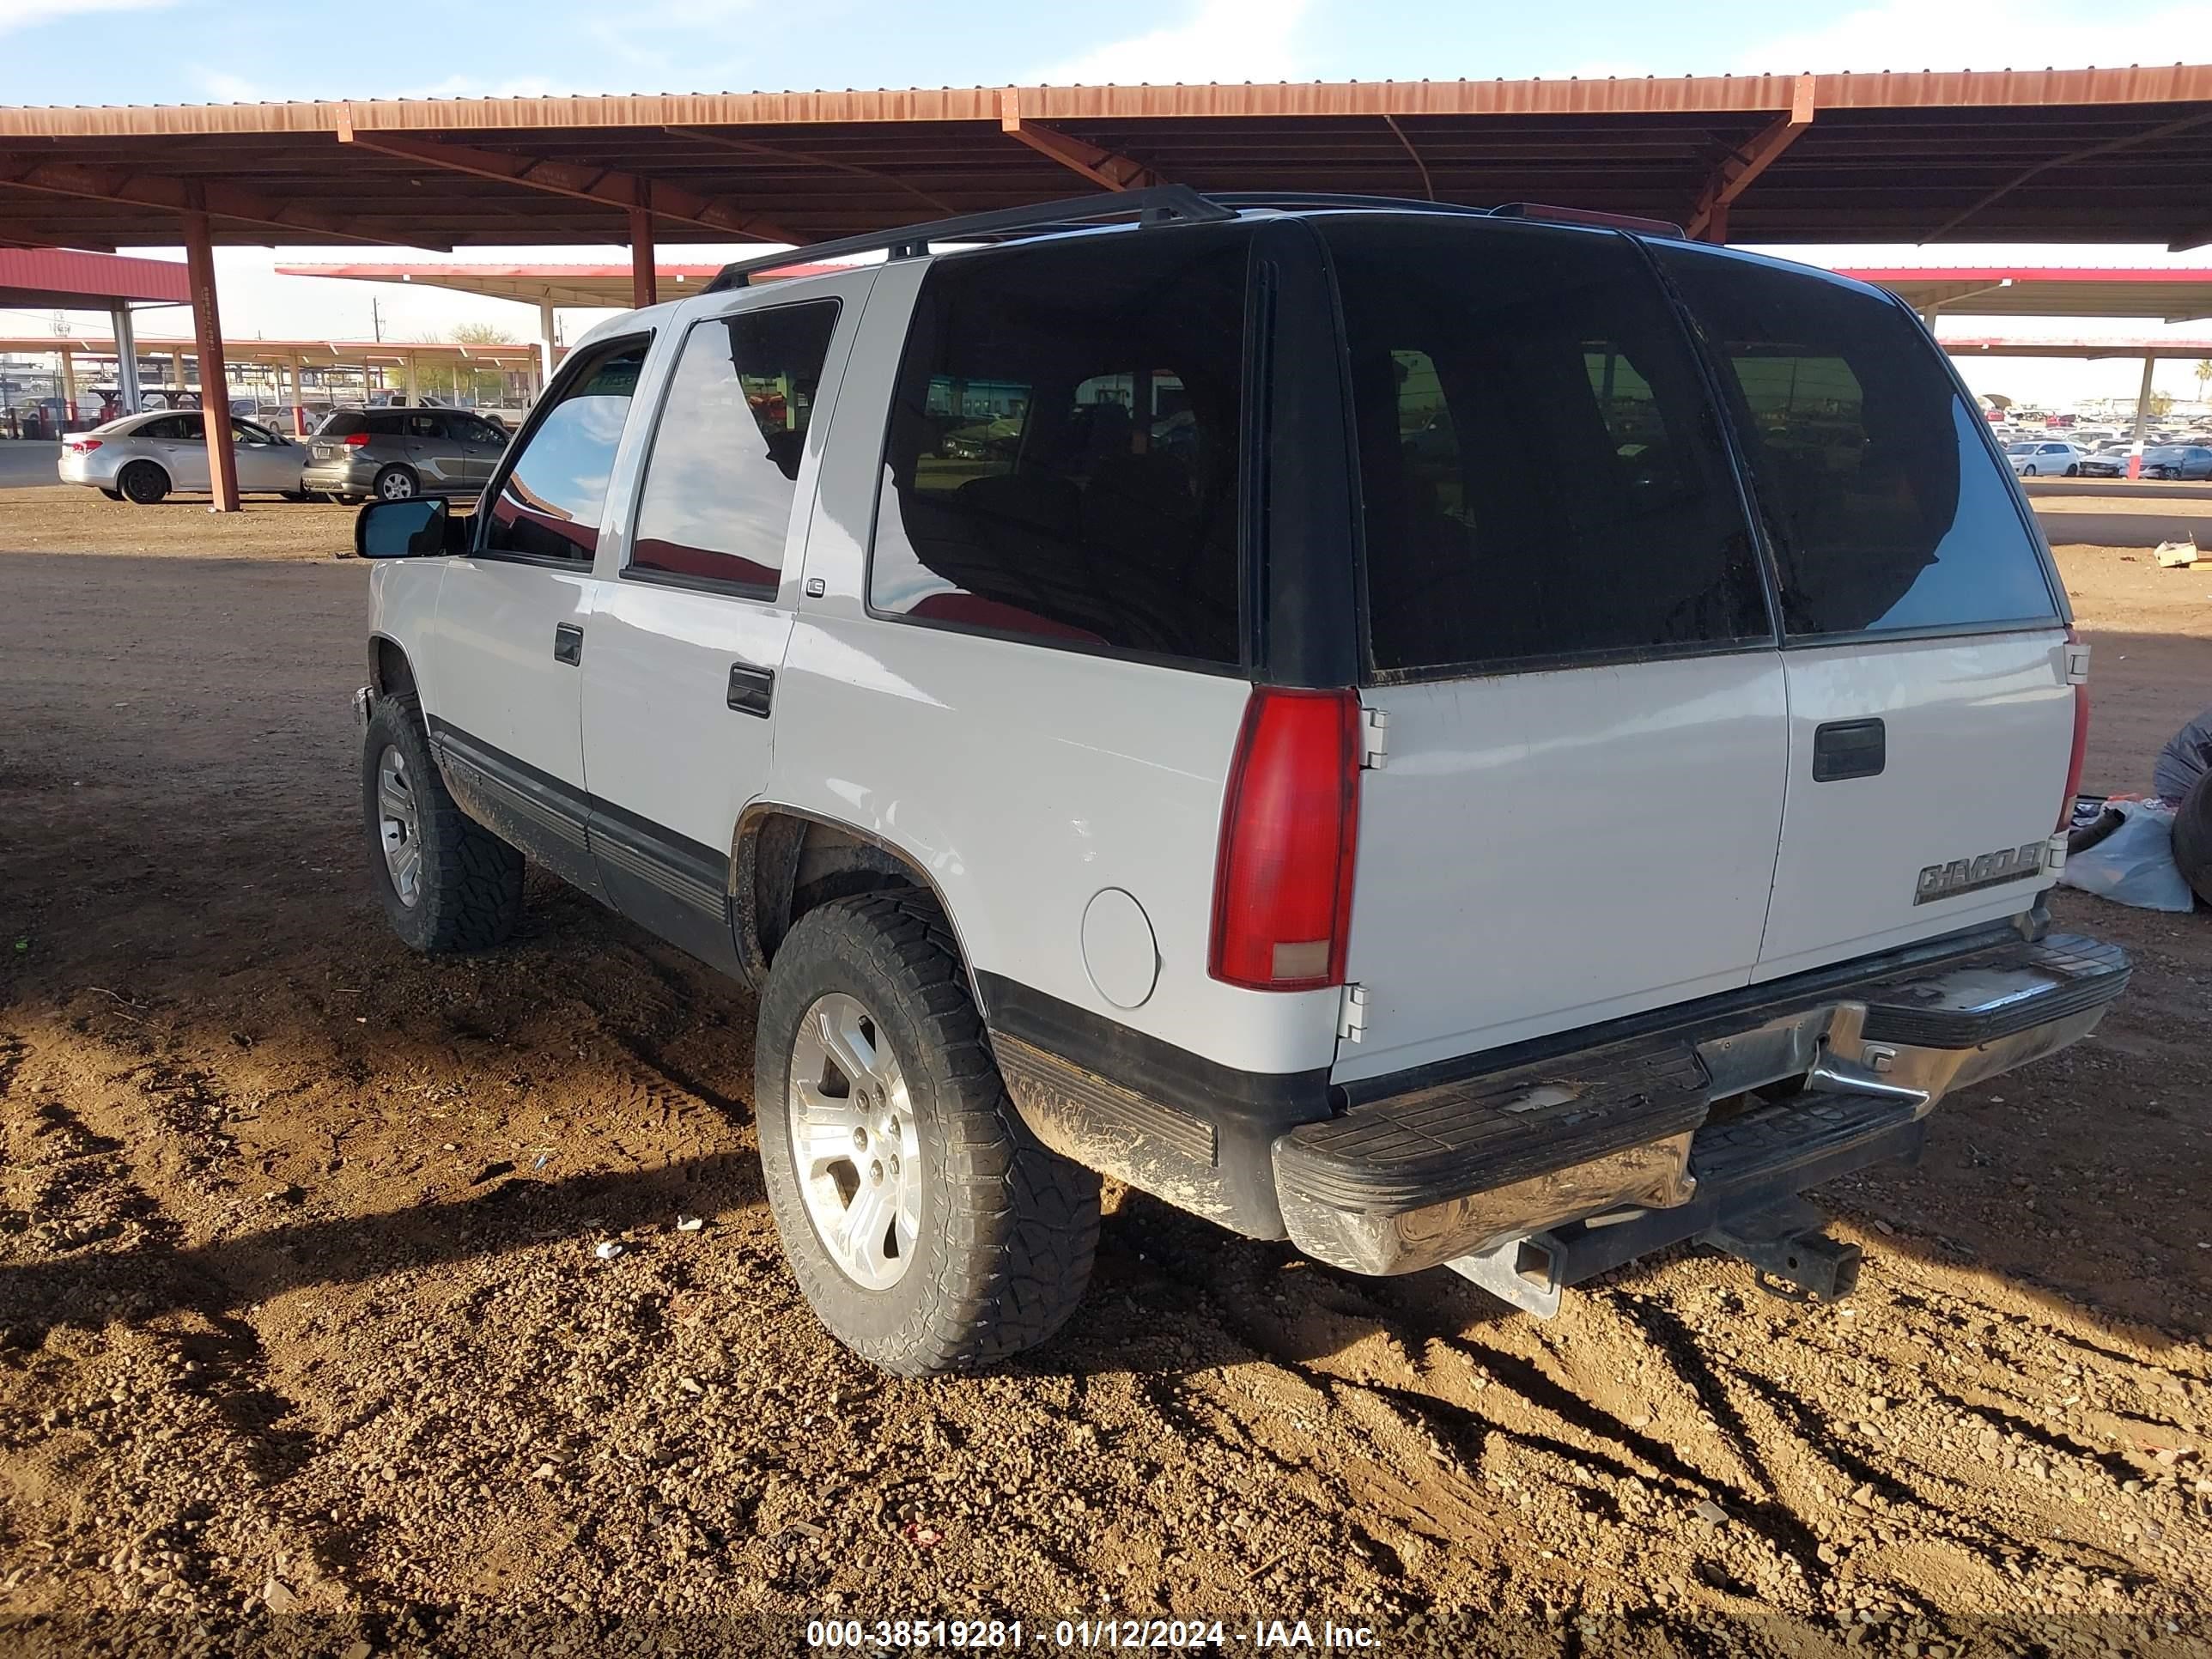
top-left (2155, 704), bottom-right (2212, 805)
top-left (593, 1240), bottom-right (624, 1261)
top-left (2154, 538), bottom-right (2199, 568)
top-left (2059, 796), bottom-right (2195, 912)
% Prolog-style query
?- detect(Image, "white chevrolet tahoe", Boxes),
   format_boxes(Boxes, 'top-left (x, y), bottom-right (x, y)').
top-left (353, 189), bottom-right (2129, 1376)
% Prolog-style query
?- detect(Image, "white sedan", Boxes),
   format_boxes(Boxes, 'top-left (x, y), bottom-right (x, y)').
top-left (56, 408), bottom-right (307, 504)
top-left (2003, 438), bottom-right (2085, 477)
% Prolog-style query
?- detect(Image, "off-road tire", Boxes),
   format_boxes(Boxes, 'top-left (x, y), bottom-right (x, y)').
top-left (361, 691), bottom-right (525, 951)
top-left (117, 461), bottom-right (169, 504)
top-left (756, 892), bottom-right (1102, 1376)
top-left (2172, 775), bottom-right (2212, 908)
top-left (374, 465), bottom-right (419, 502)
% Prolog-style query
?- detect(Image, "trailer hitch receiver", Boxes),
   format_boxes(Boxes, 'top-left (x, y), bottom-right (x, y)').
top-left (1704, 1197), bottom-right (1863, 1303)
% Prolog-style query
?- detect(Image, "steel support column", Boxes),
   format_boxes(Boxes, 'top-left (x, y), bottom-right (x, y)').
top-left (57, 343), bottom-right (76, 425)
top-left (403, 351), bottom-right (419, 405)
top-left (2130, 355), bottom-right (2158, 477)
top-left (630, 208), bottom-right (657, 308)
top-left (286, 351), bottom-right (305, 435)
top-left (181, 208), bottom-right (240, 511)
top-left (111, 304), bottom-right (140, 415)
top-left (538, 299), bottom-right (558, 392)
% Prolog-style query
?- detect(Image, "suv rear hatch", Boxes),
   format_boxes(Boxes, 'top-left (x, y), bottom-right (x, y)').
top-left (1654, 246), bottom-right (2075, 982)
top-left (1319, 219), bottom-right (2075, 1085)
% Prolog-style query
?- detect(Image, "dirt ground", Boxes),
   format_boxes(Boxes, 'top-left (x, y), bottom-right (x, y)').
top-left (4, 486), bottom-right (2212, 1656)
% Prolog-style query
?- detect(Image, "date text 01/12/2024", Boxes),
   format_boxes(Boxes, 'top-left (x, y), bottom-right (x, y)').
top-left (804, 1620), bottom-right (1381, 1650)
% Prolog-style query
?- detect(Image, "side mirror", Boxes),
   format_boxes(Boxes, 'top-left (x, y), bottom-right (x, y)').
top-left (356, 496), bottom-right (466, 559)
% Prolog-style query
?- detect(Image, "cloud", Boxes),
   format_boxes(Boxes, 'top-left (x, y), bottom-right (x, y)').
top-left (193, 68), bottom-right (263, 103)
top-left (1735, 0), bottom-right (2212, 72)
top-left (1033, 0), bottom-right (1313, 86)
top-left (0, 0), bottom-right (172, 35)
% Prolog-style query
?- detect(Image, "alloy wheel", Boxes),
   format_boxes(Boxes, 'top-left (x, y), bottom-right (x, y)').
top-left (787, 991), bottom-right (922, 1291)
top-left (375, 744), bottom-right (423, 908)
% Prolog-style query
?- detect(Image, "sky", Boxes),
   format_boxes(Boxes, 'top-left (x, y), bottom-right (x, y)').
top-left (3, 0), bottom-right (2210, 404)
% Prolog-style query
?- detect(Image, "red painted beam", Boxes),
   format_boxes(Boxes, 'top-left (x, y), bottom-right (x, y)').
top-left (629, 207), bottom-right (657, 308)
top-left (337, 119), bottom-right (792, 244)
top-left (1687, 74), bottom-right (1816, 243)
top-left (999, 89), bottom-right (1163, 191)
top-left (181, 208), bottom-right (239, 514)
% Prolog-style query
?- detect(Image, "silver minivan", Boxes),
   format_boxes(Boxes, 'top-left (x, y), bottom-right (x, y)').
top-left (303, 407), bottom-right (508, 502)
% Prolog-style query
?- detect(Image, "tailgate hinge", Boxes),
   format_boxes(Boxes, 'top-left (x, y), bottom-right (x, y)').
top-left (2063, 639), bottom-right (2091, 685)
top-left (2045, 833), bottom-right (2069, 877)
top-left (1359, 706), bottom-right (1389, 769)
top-left (1337, 981), bottom-right (1369, 1042)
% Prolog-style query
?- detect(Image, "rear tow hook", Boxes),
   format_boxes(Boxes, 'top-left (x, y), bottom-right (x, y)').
top-left (1704, 1197), bottom-right (1863, 1304)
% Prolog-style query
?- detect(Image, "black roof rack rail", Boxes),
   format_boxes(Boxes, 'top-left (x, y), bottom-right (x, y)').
top-left (1209, 191), bottom-right (1686, 238)
top-left (1488, 201), bottom-right (1687, 238)
top-left (1206, 191), bottom-right (1493, 217)
top-left (702, 185), bottom-right (1237, 292)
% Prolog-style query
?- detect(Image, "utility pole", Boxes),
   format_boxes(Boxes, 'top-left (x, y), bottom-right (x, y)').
top-left (371, 296), bottom-right (383, 343)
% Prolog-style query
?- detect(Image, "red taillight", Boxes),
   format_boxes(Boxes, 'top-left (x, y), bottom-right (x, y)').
top-left (67, 438), bottom-right (101, 453)
top-left (1208, 688), bottom-right (1362, 991)
top-left (343, 430), bottom-right (372, 447)
top-left (2060, 628), bottom-right (2091, 830)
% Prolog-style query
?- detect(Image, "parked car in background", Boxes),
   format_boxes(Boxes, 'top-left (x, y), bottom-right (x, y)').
top-left (2142, 444), bottom-right (2212, 481)
top-left (55, 408), bottom-right (307, 504)
top-left (2005, 439), bottom-right (2083, 477)
top-left (2075, 445), bottom-right (2131, 478)
top-left (303, 407), bottom-right (509, 502)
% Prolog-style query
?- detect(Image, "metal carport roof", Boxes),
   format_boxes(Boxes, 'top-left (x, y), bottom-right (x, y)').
top-left (0, 246), bottom-right (186, 308)
top-left (1839, 266), bottom-right (2212, 321)
top-left (3, 66), bottom-right (2211, 252)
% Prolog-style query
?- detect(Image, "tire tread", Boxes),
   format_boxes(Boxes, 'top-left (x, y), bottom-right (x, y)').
top-left (757, 890), bottom-right (1100, 1375)
top-left (363, 692), bottom-right (525, 952)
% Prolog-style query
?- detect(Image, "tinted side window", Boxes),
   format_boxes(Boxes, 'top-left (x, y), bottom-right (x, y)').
top-left (629, 300), bottom-right (840, 594)
top-left (317, 411), bottom-right (367, 439)
top-left (484, 339), bottom-right (647, 562)
top-left (138, 416), bottom-right (185, 441)
top-left (871, 227), bottom-right (1252, 665)
top-left (1658, 247), bottom-right (2058, 637)
top-left (1324, 219), bottom-right (1768, 675)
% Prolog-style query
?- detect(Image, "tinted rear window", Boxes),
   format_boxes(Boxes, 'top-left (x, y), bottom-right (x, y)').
top-left (1658, 246), bottom-right (2058, 638)
top-left (870, 225), bottom-right (1252, 666)
top-left (1325, 218), bottom-right (1768, 676)
top-left (316, 412), bottom-right (367, 438)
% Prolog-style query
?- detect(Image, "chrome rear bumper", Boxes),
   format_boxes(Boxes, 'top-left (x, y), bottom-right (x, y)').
top-left (1272, 933), bottom-right (2129, 1281)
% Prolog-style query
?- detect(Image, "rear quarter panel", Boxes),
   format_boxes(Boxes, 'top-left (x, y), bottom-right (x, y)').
top-left (765, 258), bottom-right (1340, 1077)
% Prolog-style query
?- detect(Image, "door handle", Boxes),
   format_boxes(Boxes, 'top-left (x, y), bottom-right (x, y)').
top-left (552, 623), bottom-right (584, 666)
top-left (726, 661), bottom-right (775, 718)
top-left (1811, 717), bottom-right (1885, 781)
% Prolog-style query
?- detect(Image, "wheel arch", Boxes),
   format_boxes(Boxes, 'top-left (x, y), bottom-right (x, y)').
top-left (731, 804), bottom-right (981, 1000)
top-left (368, 633), bottom-right (417, 699)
